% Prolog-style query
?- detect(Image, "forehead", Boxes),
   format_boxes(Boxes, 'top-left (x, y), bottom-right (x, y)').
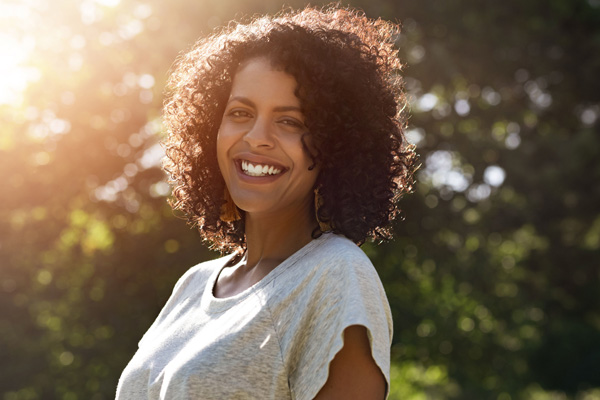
top-left (229, 57), bottom-right (300, 106)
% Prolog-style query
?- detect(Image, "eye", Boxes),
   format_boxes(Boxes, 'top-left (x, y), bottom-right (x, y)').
top-left (227, 109), bottom-right (253, 119)
top-left (279, 118), bottom-right (305, 129)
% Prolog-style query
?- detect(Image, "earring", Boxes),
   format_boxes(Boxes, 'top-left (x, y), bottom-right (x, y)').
top-left (220, 187), bottom-right (241, 222)
top-left (314, 188), bottom-right (332, 232)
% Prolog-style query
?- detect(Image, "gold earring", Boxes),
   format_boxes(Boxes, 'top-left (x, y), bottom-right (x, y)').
top-left (314, 188), bottom-right (332, 232)
top-left (220, 187), bottom-right (241, 222)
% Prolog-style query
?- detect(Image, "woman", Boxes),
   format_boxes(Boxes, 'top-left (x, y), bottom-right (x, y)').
top-left (116, 5), bottom-right (415, 400)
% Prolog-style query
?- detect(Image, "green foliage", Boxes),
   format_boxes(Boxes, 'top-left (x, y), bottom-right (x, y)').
top-left (1, 0), bottom-right (599, 398)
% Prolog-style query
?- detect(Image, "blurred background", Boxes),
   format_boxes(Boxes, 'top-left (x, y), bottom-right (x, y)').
top-left (1, 0), bottom-right (599, 399)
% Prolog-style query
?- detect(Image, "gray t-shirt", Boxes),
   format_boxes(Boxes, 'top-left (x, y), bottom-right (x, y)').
top-left (116, 232), bottom-right (393, 400)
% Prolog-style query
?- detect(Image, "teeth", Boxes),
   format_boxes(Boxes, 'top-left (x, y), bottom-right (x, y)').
top-left (240, 160), bottom-right (282, 177)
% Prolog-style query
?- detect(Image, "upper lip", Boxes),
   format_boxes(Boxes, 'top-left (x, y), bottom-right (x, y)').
top-left (233, 152), bottom-right (288, 171)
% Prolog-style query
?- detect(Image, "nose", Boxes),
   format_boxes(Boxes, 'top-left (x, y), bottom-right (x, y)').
top-left (243, 117), bottom-right (275, 148)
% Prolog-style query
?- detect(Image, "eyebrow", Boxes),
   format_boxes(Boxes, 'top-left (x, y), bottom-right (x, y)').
top-left (227, 96), bottom-right (302, 113)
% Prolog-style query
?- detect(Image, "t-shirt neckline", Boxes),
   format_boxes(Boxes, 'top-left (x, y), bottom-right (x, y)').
top-left (201, 233), bottom-right (332, 314)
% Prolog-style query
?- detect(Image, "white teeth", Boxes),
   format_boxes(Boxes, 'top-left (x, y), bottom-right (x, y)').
top-left (240, 160), bottom-right (282, 177)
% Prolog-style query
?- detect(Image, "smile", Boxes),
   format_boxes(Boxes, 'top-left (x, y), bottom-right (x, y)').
top-left (240, 160), bottom-right (284, 177)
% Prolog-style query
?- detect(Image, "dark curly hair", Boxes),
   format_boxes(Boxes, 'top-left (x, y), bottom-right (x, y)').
top-left (163, 4), bottom-right (417, 254)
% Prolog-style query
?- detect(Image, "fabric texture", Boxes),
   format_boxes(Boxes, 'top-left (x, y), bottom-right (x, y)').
top-left (115, 232), bottom-right (393, 400)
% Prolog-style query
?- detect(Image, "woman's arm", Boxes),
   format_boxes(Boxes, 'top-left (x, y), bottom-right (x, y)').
top-left (313, 325), bottom-right (387, 400)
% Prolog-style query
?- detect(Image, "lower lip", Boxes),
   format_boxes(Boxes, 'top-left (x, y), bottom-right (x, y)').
top-left (234, 161), bottom-right (286, 184)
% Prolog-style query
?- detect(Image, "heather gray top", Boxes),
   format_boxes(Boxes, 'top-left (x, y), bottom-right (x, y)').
top-left (116, 233), bottom-right (393, 400)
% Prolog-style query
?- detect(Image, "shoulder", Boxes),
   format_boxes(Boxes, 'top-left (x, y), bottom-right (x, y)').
top-left (315, 232), bottom-right (370, 257)
top-left (310, 233), bottom-right (374, 268)
top-left (269, 234), bottom-right (393, 400)
top-left (305, 233), bottom-right (381, 286)
top-left (136, 253), bottom-right (234, 348)
top-left (278, 233), bottom-right (393, 341)
top-left (171, 253), bottom-right (235, 297)
top-left (268, 233), bottom-right (388, 318)
top-left (267, 233), bottom-right (383, 300)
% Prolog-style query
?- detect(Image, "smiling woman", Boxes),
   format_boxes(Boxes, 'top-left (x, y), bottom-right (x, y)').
top-left (116, 4), bottom-right (416, 400)
top-left (216, 58), bottom-right (319, 223)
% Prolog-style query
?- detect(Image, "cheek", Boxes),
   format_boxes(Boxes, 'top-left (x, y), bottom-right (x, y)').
top-left (280, 135), bottom-right (313, 167)
top-left (300, 134), bottom-right (319, 169)
top-left (216, 121), bottom-right (239, 152)
top-left (216, 130), bottom-right (230, 174)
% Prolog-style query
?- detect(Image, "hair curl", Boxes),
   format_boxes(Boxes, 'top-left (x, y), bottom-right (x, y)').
top-left (163, 4), bottom-right (417, 254)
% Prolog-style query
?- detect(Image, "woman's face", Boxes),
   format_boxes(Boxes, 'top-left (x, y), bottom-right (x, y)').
top-left (216, 57), bottom-right (319, 219)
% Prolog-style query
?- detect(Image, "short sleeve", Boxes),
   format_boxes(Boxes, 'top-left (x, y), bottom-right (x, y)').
top-left (285, 250), bottom-right (393, 400)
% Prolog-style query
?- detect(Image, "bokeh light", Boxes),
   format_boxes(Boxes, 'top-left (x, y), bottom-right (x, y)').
top-left (1, 0), bottom-right (599, 399)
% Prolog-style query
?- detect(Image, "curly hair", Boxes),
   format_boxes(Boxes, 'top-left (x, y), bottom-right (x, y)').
top-left (162, 4), bottom-right (417, 254)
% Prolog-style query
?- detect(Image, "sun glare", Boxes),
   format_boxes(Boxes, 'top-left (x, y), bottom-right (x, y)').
top-left (0, 33), bottom-right (40, 105)
top-left (0, 0), bottom-right (40, 106)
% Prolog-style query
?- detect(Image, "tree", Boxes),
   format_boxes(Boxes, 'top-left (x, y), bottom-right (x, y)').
top-left (0, 0), bottom-right (598, 398)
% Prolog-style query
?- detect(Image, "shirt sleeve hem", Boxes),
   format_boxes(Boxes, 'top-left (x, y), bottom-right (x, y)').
top-left (292, 321), bottom-right (390, 400)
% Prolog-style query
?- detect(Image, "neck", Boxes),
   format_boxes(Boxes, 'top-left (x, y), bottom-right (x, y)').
top-left (243, 199), bottom-right (316, 270)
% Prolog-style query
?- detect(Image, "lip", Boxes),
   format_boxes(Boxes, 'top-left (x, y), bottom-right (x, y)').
top-left (232, 153), bottom-right (289, 184)
top-left (232, 152), bottom-right (288, 171)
